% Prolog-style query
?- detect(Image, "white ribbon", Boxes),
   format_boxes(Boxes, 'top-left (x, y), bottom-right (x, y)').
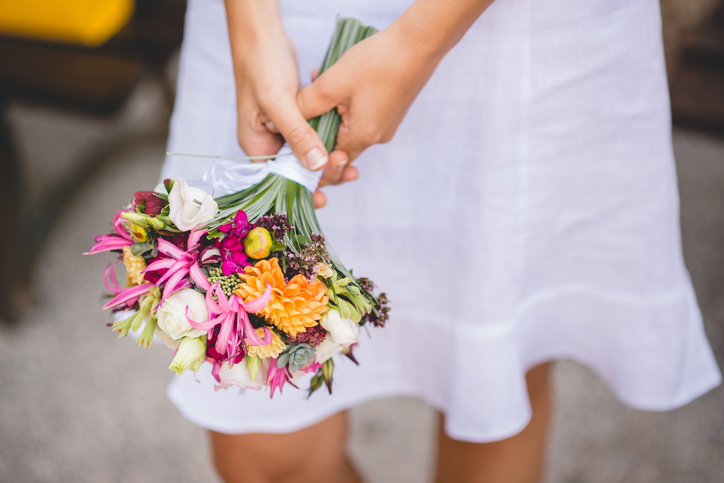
top-left (190, 145), bottom-right (323, 196)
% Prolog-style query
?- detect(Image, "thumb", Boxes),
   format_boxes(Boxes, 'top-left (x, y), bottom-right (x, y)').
top-left (263, 96), bottom-right (328, 171)
top-left (297, 71), bottom-right (343, 126)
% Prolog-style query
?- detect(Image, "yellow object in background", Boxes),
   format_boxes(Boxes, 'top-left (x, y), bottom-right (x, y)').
top-left (0, 0), bottom-right (134, 47)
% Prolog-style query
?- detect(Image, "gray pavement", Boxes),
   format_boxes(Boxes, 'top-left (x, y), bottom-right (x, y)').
top-left (1, 85), bottom-right (723, 482)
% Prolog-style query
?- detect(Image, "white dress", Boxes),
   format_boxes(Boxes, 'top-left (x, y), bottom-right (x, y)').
top-left (160, 0), bottom-right (722, 442)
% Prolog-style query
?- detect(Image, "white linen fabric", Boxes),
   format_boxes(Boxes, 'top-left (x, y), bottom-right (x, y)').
top-left (160, 0), bottom-right (722, 442)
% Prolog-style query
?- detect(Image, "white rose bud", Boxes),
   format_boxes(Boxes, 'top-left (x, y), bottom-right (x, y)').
top-left (320, 309), bottom-right (360, 347)
top-left (216, 357), bottom-right (268, 391)
top-left (314, 334), bottom-right (344, 364)
top-left (156, 289), bottom-right (208, 340)
top-left (168, 178), bottom-right (218, 231)
top-left (169, 336), bottom-right (206, 375)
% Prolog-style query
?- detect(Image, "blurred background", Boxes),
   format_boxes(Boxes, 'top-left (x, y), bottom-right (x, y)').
top-left (0, 1), bottom-right (723, 482)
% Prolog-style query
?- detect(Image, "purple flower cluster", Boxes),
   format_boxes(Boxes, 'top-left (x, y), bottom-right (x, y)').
top-left (357, 277), bottom-right (374, 293)
top-left (256, 214), bottom-right (292, 240)
top-left (361, 292), bottom-right (390, 328)
top-left (286, 234), bottom-right (329, 280)
top-left (289, 324), bottom-right (327, 347)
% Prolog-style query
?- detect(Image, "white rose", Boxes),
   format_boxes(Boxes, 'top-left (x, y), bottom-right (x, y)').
top-left (216, 357), bottom-right (268, 391)
top-left (168, 178), bottom-right (218, 231)
top-left (320, 309), bottom-right (360, 347)
top-left (156, 289), bottom-right (208, 340)
top-left (314, 334), bottom-right (344, 363)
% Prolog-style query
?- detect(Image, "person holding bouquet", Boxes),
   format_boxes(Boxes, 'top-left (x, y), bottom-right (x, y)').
top-left (159, 0), bottom-right (722, 482)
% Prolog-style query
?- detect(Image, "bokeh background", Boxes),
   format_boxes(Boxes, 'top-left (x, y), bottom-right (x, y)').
top-left (1, 1), bottom-right (723, 482)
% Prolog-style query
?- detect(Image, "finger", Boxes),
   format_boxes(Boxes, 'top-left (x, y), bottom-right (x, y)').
top-left (333, 121), bottom-right (367, 163)
top-left (335, 164), bottom-right (359, 185)
top-left (318, 150), bottom-right (349, 188)
top-left (310, 68), bottom-right (320, 82)
top-left (263, 119), bottom-right (280, 134)
top-left (237, 108), bottom-right (284, 163)
top-left (297, 69), bottom-right (345, 122)
top-left (313, 189), bottom-right (327, 209)
top-left (262, 96), bottom-right (329, 171)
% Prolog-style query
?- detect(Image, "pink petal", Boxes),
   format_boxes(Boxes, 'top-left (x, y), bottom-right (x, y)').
top-left (211, 361), bottom-right (222, 383)
top-left (161, 268), bottom-right (190, 302)
top-left (113, 210), bottom-right (134, 242)
top-left (215, 313), bottom-right (234, 356)
top-left (102, 261), bottom-right (123, 295)
top-left (103, 284), bottom-right (151, 310)
top-left (188, 229), bottom-right (206, 251)
top-left (85, 238), bottom-right (133, 254)
top-left (215, 286), bottom-right (233, 313)
top-left (157, 238), bottom-right (188, 260)
top-left (240, 311), bottom-right (270, 346)
top-left (143, 258), bottom-right (176, 273)
top-left (190, 262), bottom-right (211, 291)
top-left (186, 306), bottom-right (220, 331)
top-left (241, 283), bottom-right (272, 313)
top-left (156, 260), bottom-right (189, 286)
top-left (205, 283), bottom-right (223, 315)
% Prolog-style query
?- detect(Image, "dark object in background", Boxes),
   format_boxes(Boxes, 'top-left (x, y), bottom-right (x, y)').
top-left (0, 0), bottom-right (187, 323)
top-left (670, 4), bottom-right (724, 136)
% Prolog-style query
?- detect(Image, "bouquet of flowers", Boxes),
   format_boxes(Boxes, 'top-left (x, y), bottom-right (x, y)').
top-left (86, 18), bottom-right (389, 398)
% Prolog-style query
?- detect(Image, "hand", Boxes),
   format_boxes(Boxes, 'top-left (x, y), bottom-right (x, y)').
top-left (297, 23), bottom-right (442, 167)
top-left (297, 0), bottom-right (494, 178)
top-left (229, 30), bottom-right (328, 170)
top-left (226, 13), bottom-right (353, 208)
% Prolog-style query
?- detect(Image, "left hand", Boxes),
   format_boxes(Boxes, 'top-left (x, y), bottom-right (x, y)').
top-left (299, 22), bottom-right (443, 188)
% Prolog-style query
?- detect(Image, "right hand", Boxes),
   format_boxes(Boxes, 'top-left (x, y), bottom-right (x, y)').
top-left (229, 31), bottom-right (356, 208)
top-left (231, 32), bottom-right (330, 171)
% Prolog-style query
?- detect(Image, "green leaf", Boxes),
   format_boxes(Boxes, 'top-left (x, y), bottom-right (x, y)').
top-left (270, 240), bottom-right (286, 252)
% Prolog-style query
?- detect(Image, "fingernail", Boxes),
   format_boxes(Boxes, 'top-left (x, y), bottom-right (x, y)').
top-left (335, 159), bottom-right (349, 174)
top-left (304, 147), bottom-right (327, 170)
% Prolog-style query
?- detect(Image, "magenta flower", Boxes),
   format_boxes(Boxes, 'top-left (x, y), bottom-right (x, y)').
top-left (266, 362), bottom-right (299, 398)
top-left (221, 250), bottom-right (251, 276)
top-left (186, 282), bottom-right (273, 362)
top-left (219, 210), bottom-right (252, 237)
top-left (85, 210), bottom-right (134, 255)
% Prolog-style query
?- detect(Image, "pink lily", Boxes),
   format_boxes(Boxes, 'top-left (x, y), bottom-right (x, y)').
top-left (266, 362), bottom-right (298, 398)
top-left (99, 259), bottom-right (153, 310)
top-left (102, 260), bottom-right (123, 295)
top-left (187, 282), bottom-right (274, 361)
top-left (143, 229), bottom-right (209, 303)
top-left (85, 209), bottom-right (134, 255)
top-left (103, 283), bottom-right (153, 310)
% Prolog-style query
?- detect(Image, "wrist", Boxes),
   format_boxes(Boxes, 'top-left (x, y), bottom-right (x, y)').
top-left (225, 0), bottom-right (286, 45)
top-left (392, 0), bottom-right (494, 60)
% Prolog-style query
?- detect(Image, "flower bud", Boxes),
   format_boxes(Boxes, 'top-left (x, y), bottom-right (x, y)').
top-left (169, 336), bottom-right (207, 375)
top-left (244, 227), bottom-right (273, 259)
top-left (146, 216), bottom-right (170, 231)
top-left (130, 224), bottom-right (150, 243)
top-left (121, 211), bottom-right (149, 227)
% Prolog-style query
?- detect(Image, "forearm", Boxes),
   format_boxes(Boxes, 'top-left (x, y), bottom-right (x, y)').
top-left (224, 0), bottom-right (285, 46)
top-left (394, 0), bottom-right (495, 60)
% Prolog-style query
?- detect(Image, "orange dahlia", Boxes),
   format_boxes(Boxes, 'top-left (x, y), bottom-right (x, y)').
top-left (236, 258), bottom-right (329, 337)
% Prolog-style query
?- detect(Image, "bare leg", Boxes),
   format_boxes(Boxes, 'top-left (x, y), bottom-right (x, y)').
top-left (210, 410), bottom-right (363, 483)
top-left (434, 362), bottom-right (554, 483)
